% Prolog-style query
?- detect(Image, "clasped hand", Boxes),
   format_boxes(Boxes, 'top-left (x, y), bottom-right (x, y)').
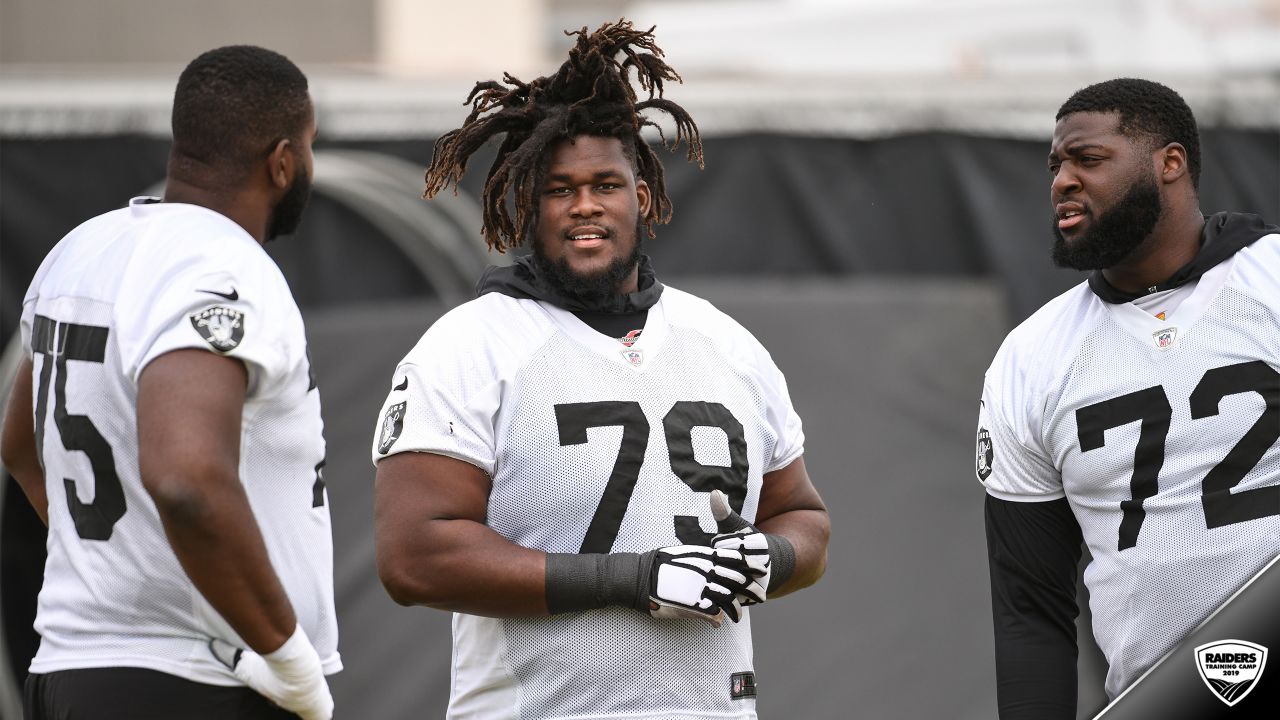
top-left (644, 490), bottom-right (772, 627)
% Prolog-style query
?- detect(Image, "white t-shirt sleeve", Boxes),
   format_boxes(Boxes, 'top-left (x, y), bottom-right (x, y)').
top-left (758, 345), bottom-right (805, 473)
top-left (370, 319), bottom-right (502, 475)
top-left (116, 240), bottom-right (293, 397)
top-left (976, 372), bottom-right (1064, 502)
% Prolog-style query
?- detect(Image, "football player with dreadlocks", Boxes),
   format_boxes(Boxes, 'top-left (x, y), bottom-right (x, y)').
top-left (370, 20), bottom-right (829, 719)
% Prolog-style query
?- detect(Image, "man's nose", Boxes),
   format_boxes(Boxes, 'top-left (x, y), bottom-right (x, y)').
top-left (569, 188), bottom-right (603, 218)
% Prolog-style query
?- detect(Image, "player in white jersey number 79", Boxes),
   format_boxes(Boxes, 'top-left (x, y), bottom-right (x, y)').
top-left (371, 20), bottom-right (829, 720)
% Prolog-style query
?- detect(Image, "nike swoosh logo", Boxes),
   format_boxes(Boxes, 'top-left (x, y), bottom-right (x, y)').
top-left (199, 287), bottom-right (239, 301)
top-left (393, 377), bottom-right (409, 391)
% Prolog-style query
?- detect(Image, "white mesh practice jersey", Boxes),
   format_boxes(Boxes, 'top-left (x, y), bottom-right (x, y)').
top-left (977, 233), bottom-right (1280, 698)
top-left (372, 286), bottom-right (805, 720)
top-left (20, 198), bottom-right (341, 685)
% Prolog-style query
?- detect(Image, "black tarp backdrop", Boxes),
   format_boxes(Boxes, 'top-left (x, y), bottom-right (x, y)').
top-left (5, 130), bottom-right (1278, 343)
top-left (1, 131), bottom-right (1278, 718)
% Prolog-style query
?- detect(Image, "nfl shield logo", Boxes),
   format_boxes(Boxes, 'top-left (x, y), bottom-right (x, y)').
top-left (189, 306), bottom-right (244, 352)
top-left (378, 402), bottom-right (407, 455)
top-left (1195, 640), bottom-right (1268, 707)
top-left (1152, 327), bottom-right (1177, 349)
top-left (621, 349), bottom-right (643, 366)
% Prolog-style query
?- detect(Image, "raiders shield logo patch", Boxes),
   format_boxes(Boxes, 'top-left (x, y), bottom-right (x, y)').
top-left (189, 306), bottom-right (244, 352)
top-left (378, 401), bottom-right (407, 455)
top-left (976, 427), bottom-right (994, 481)
top-left (1195, 640), bottom-right (1268, 706)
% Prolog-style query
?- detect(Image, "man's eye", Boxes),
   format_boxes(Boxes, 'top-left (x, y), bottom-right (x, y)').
top-left (597, 183), bottom-right (619, 191)
top-left (1048, 164), bottom-right (1060, 174)
top-left (547, 187), bottom-right (570, 195)
top-left (1080, 156), bottom-right (1102, 165)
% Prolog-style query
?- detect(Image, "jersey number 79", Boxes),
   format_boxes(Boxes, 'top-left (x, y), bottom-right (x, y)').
top-left (555, 400), bottom-right (748, 553)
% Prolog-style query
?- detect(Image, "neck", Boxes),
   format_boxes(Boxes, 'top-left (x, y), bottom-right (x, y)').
top-left (1101, 204), bottom-right (1204, 294)
top-left (163, 162), bottom-right (270, 245)
top-left (617, 264), bottom-right (640, 295)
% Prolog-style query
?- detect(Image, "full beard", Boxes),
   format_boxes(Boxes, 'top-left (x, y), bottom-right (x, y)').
top-left (1051, 172), bottom-right (1163, 271)
top-left (266, 165), bottom-right (313, 242)
top-left (533, 218), bottom-right (645, 306)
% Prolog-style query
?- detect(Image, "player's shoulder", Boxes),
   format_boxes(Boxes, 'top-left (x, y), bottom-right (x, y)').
top-left (661, 285), bottom-right (759, 345)
top-left (24, 208), bottom-right (128, 302)
top-left (401, 291), bottom-right (555, 367)
top-left (1230, 230), bottom-right (1280, 301)
top-left (987, 279), bottom-right (1101, 396)
top-left (133, 201), bottom-right (263, 263)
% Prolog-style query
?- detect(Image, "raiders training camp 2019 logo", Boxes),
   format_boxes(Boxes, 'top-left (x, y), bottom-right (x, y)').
top-left (1195, 640), bottom-right (1268, 707)
top-left (378, 402), bottom-right (407, 455)
top-left (976, 427), bottom-right (994, 481)
top-left (189, 306), bottom-right (244, 352)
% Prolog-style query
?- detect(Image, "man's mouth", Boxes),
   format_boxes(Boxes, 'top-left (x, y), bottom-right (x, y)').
top-left (567, 227), bottom-right (609, 248)
top-left (1056, 203), bottom-right (1087, 231)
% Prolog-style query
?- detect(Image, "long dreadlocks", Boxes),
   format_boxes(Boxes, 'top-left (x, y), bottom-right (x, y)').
top-left (424, 19), bottom-right (703, 253)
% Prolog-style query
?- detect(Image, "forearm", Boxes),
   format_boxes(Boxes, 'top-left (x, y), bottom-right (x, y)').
top-left (757, 507), bottom-right (829, 598)
top-left (152, 475), bottom-right (297, 653)
top-left (1, 358), bottom-right (48, 525)
top-left (6, 464), bottom-right (48, 527)
top-left (376, 515), bottom-right (549, 616)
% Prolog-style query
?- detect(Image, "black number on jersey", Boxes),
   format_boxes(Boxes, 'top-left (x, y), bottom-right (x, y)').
top-left (555, 400), bottom-right (749, 553)
top-left (1190, 361), bottom-right (1280, 528)
top-left (1076, 360), bottom-right (1280, 550)
top-left (1076, 386), bottom-right (1171, 551)
top-left (312, 458), bottom-right (327, 508)
top-left (32, 315), bottom-right (125, 541)
top-left (666, 401), bottom-right (748, 545)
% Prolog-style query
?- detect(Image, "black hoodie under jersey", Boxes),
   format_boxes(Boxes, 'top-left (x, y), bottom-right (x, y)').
top-left (1088, 211), bottom-right (1280, 303)
top-left (475, 254), bottom-right (663, 339)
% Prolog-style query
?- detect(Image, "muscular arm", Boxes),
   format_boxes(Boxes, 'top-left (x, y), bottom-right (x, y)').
top-left (374, 450), bottom-right (548, 616)
top-left (753, 456), bottom-right (829, 598)
top-left (137, 349), bottom-right (297, 654)
top-left (1, 357), bottom-right (48, 525)
top-left (985, 495), bottom-right (1083, 720)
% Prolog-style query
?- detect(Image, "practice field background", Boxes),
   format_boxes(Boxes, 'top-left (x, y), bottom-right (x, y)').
top-left (3, 1), bottom-right (1279, 718)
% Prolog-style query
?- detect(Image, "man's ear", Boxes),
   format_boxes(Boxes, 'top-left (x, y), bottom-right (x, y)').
top-left (267, 138), bottom-right (294, 190)
top-left (1158, 142), bottom-right (1188, 185)
top-left (635, 178), bottom-right (652, 218)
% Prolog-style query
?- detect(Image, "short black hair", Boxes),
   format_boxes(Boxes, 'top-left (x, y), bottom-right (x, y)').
top-left (171, 45), bottom-right (311, 183)
top-left (423, 20), bottom-right (703, 253)
top-left (1056, 78), bottom-right (1201, 189)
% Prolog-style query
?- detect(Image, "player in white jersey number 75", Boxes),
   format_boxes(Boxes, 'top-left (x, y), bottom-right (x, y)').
top-left (2, 45), bottom-right (338, 720)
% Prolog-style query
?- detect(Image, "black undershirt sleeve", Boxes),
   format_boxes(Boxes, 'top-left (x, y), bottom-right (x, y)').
top-left (985, 495), bottom-right (1085, 720)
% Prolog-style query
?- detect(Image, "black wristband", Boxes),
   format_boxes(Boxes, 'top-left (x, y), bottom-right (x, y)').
top-left (765, 534), bottom-right (796, 591)
top-left (545, 552), bottom-right (647, 614)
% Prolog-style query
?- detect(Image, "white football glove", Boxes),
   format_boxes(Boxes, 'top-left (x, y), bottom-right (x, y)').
top-left (210, 624), bottom-right (333, 720)
top-left (645, 544), bottom-right (759, 626)
top-left (710, 490), bottom-right (771, 605)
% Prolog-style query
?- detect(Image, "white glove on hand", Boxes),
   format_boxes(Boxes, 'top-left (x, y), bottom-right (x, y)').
top-left (646, 544), bottom-right (758, 626)
top-left (709, 490), bottom-right (771, 605)
top-left (210, 624), bottom-right (333, 720)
